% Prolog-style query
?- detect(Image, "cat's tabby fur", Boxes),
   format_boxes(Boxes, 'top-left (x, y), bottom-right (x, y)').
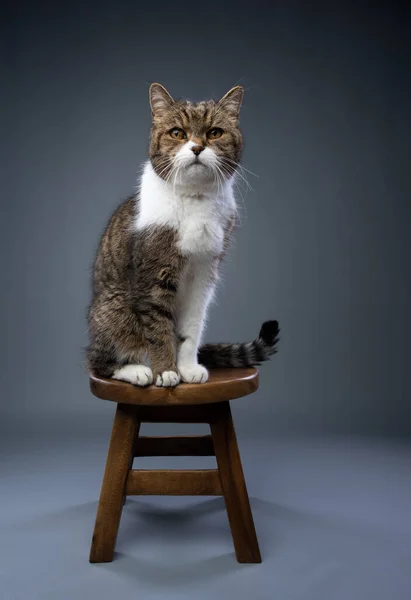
top-left (87, 84), bottom-right (279, 387)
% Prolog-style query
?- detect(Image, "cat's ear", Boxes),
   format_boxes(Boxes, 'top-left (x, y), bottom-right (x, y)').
top-left (218, 85), bottom-right (244, 118)
top-left (149, 83), bottom-right (174, 117)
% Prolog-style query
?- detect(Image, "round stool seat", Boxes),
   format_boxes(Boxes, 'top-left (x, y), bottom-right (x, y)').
top-left (90, 368), bottom-right (259, 406)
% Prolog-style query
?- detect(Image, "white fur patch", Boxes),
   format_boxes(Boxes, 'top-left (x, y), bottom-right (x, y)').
top-left (176, 258), bottom-right (215, 380)
top-left (112, 365), bottom-right (153, 386)
top-left (179, 364), bottom-right (209, 383)
top-left (156, 370), bottom-right (180, 387)
top-left (137, 161), bottom-right (236, 257)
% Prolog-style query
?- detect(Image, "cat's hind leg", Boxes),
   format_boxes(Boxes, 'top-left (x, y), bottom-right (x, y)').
top-left (87, 297), bottom-right (152, 386)
top-left (112, 364), bottom-right (153, 386)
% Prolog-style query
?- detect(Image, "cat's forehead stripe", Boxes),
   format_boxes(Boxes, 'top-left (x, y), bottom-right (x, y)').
top-left (171, 101), bottom-right (217, 131)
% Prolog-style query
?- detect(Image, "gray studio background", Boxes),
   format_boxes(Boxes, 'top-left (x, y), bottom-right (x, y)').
top-left (1, 2), bottom-right (410, 600)
top-left (3, 1), bottom-right (410, 436)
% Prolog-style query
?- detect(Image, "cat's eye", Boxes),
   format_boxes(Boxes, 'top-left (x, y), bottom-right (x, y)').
top-left (170, 127), bottom-right (187, 140)
top-left (207, 128), bottom-right (223, 139)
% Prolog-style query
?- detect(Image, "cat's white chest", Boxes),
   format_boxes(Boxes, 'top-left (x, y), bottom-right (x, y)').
top-left (137, 162), bottom-right (235, 258)
top-left (176, 201), bottom-right (224, 257)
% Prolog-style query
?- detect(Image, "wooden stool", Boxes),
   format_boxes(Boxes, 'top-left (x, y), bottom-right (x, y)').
top-left (89, 368), bottom-right (262, 564)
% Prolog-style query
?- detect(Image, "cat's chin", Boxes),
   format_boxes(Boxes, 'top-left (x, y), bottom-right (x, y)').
top-left (178, 162), bottom-right (214, 186)
top-left (186, 161), bottom-right (208, 172)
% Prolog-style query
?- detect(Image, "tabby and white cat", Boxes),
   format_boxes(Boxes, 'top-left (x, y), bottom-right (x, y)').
top-left (87, 84), bottom-right (279, 387)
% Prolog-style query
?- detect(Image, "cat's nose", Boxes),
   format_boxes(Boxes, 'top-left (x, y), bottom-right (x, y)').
top-left (191, 145), bottom-right (204, 156)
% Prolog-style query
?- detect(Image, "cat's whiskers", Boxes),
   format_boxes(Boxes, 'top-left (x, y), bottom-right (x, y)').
top-left (213, 163), bottom-right (226, 200)
top-left (223, 158), bottom-right (259, 179)
top-left (220, 158), bottom-right (254, 192)
top-left (156, 160), bottom-right (173, 180)
top-left (217, 161), bottom-right (248, 224)
top-left (220, 155), bottom-right (257, 180)
top-left (153, 155), bottom-right (174, 181)
top-left (172, 161), bottom-right (183, 198)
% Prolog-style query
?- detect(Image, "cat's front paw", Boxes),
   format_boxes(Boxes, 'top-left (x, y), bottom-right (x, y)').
top-left (112, 365), bottom-right (153, 386)
top-left (178, 364), bottom-right (209, 384)
top-left (155, 370), bottom-right (180, 387)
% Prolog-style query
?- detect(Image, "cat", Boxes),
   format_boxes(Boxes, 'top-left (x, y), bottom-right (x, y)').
top-left (86, 83), bottom-right (279, 387)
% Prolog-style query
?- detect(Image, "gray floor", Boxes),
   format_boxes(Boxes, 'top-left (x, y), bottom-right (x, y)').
top-left (1, 427), bottom-right (410, 600)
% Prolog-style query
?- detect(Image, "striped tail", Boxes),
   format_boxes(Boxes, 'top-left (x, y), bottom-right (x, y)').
top-left (197, 320), bottom-right (280, 368)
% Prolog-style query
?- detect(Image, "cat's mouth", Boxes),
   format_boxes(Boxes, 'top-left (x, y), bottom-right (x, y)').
top-left (187, 158), bottom-right (207, 169)
top-left (176, 158), bottom-right (214, 183)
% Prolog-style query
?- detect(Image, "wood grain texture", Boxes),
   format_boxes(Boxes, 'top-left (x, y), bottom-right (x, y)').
top-left (90, 368), bottom-right (259, 406)
top-left (126, 469), bottom-right (222, 496)
top-left (210, 402), bottom-right (262, 563)
top-left (89, 404), bottom-right (139, 563)
top-left (135, 435), bottom-right (215, 457)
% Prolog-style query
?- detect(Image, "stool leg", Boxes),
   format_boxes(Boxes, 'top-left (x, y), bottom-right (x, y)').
top-left (123, 422), bottom-right (140, 506)
top-left (90, 403), bottom-right (139, 563)
top-left (210, 401), bottom-right (262, 563)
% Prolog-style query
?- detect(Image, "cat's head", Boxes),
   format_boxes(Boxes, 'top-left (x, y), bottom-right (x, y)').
top-left (148, 83), bottom-right (243, 190)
